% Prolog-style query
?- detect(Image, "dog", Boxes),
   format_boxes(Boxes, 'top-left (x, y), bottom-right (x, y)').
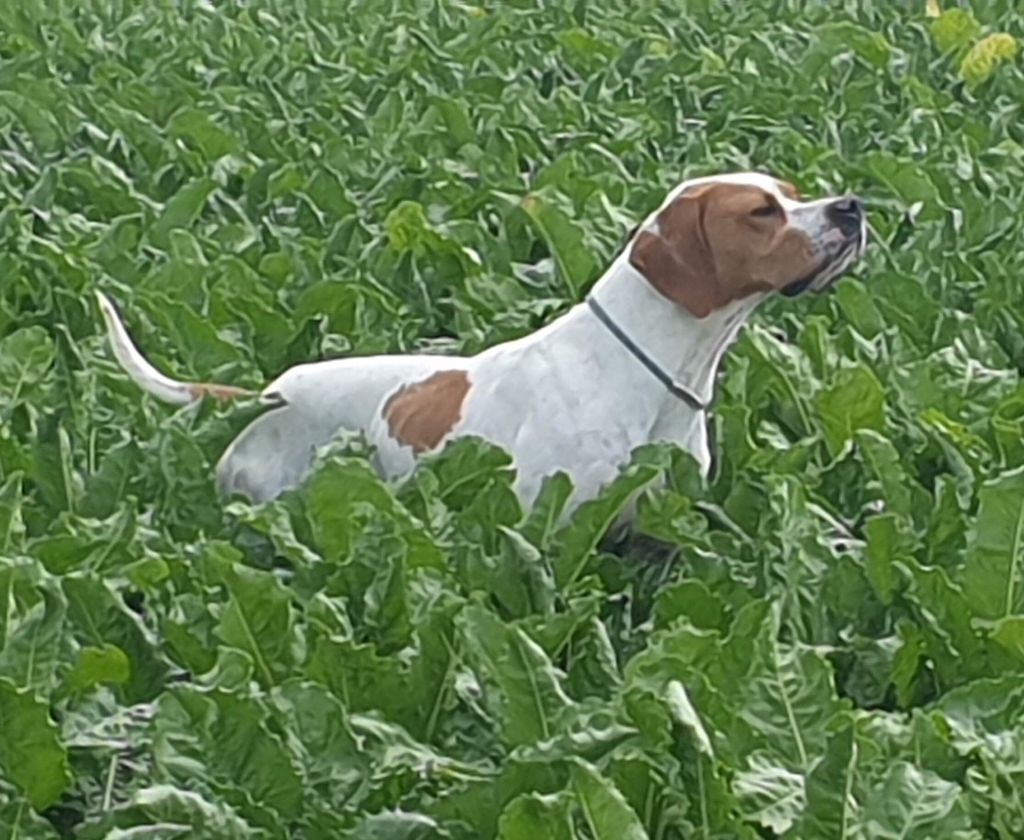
top-left (97, 172), bottom-right (867, 514)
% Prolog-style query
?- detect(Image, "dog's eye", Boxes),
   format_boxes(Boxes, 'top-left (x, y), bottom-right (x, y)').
top-left (750, 203), bottom-right (780, 218)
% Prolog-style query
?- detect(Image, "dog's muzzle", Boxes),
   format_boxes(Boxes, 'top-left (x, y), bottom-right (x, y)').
top-left (782, 196), bottom-right (868, 297)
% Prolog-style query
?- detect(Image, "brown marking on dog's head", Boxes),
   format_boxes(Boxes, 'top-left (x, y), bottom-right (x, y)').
top-left (187, 382), bottom-right (254, 401)
top-left (383, 370), bottom-right (471, 454)
top-left (629, 182), bottom-right (819, 318)
top-left (776, 179), bottom-right (801, 200)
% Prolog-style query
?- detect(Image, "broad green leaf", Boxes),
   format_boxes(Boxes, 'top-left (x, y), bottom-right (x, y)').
top-left (0, 579), bottom-right (65, 694)
top-left (498, 791), bottom-right (575, 840)
top-left (907, 562), bottom-right (989, 687)
top-left (0, 678), bottom-right (70, 810)
top-left (155, 687), bottom-right (304, 820)
top-left (624, 620), bottom-right (720, 698)
top-left (77, 785), bottom-right (255, 839)
top-left (834, 281), bottom-right (886, 339)
top-left (432, 97), bottom-right (475, 148)
top-left (406, 586), bottom-right (464, 742)
top-left (733, 752), bottom-right (805, 834)
top-left (0, 91), bottom-right (60, 152)
top-left (30, 412), bottom-right (78, 513)
top-left (458, 526), bottom-right (554, 620)
top-left (653, 578), bottom-right (728, 631)
top-left (363, 544), bottom-right (412, 649)
top-left (962, 468), bottom-right (1024, 619)
top-left (149, 178), bottom-right (216, 248)
top-left (892, 622), bottom-right (927, 708)
top-left (784, 725), bottom-right (856, 839)
top-left (306, 635), bottom-right (410, 719)
top-left (161, 594), bottom-right (217, 676)
top-left (349, 811), bottom-right (442, 840)
top-left (272, 681), bottom-right (368, 794)
top-left (863, 152), bottom-right (940, 207)
top-left (552, 462), bottom-right (662, 587)
top-left (79, 436), bottom-right (140, 519)
top-left (0, 327), bottom-right (55, 410)
top-left (0, 473), bottom-right (24, 552)
top-left (860, 762), bottom-right (972, 839)
top-left (401, 436), bottom-right (522, 545)
top-left (556, 28), bottom-right (617, 63)
top-left (817, 365), bottom-right (886, 457)
top-left (563, 614), bottom-right (620, 700)
top-left (201, 647), bottom-right (255, 692)
top-left (936, 676), bottom-right (1024, 751)
top-left (864, 514), bottom-right (910, 605)
top-left (813, 22), bottom-right (892, 68)
top-left (63, 575), bottom-right (170, 703)
top-left (571, 760), bottom-right (648, 840)
top-left (519, 472), bottom-right (574, 550)
top-left (216, 562), bottom-right (297, 687)
top-left (305, 454), bottom-right (440, 567)
top-left (857, 430), bottom-right (919, 520)
top-left (930, 9), bottom-right (981, 53)
top-left (456, 604), bottom-right (573, 746)
top-left (521, 192), bottom-right (599, 295)
top-left (926, 474), bottom-right (968, 568)
top-left (168, 108), bottom-right (240, 160)
top-left (717, 604), bottom-right (845, 772)
top-left (267, 162), bottom-right (305, 200)
top-left (513, 715), bottom-right (636, 768)
top-left (991, 616), bottom-right (1024, 664)
top-left (67, 644), bottom-right (131, 692)
top-left (0, 780), bottom-right (60, 839)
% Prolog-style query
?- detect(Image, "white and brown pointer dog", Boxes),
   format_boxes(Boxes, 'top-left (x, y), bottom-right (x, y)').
top-left (97, 172), bottom-right (867, 513)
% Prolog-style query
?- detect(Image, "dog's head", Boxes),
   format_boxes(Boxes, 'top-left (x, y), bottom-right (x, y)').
top-left (629, 172), bottom-right (868, 318)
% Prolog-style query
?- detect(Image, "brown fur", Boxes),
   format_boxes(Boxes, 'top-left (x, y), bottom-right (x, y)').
top-left (629, 183), bottom-right (817, 318)
top-left (382, 370), bottom-right (471, 453)
top-left (776, 180), bottom-right (801, 200)
top-left (188, 383), bottom-right (254, 401)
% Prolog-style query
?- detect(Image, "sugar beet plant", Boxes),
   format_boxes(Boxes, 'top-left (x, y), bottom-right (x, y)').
top-left (1, 1), bottom-right (1024, 837)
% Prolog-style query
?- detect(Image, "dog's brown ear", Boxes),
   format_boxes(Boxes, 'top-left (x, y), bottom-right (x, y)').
top-left (629, 186), bottom-right (722, 318)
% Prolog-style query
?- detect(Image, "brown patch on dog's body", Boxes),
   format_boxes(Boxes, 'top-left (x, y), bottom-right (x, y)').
top-left (383, 370), bottom-right (471, 453)
top-left (630, 183), bottom-right (818, 318)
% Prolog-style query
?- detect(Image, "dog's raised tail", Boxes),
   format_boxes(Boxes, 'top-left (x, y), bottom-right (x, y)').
top-left (95, 291), bottom-right (255, 405)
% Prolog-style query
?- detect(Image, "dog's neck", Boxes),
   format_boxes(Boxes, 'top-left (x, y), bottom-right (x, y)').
top-left (586, 253), bottom-right (765, 406)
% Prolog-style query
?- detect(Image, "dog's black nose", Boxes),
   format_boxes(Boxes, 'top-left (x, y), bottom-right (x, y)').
top-left (826, 195), bottom-right (864, 235)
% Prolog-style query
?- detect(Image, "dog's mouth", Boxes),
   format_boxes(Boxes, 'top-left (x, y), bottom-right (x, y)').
top-left (781, 224), bottom-right (869, 298)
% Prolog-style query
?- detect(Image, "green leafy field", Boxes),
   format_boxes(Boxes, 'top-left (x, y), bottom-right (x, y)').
top-left (2, 1), bottom-right (1024, 837)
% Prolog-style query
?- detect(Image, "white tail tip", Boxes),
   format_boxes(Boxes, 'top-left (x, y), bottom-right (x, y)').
top-left (95, 291), bottom-right (196, 405)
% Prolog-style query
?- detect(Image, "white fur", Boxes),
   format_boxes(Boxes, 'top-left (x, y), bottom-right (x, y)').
top-left (96, 292), bottom-right (197, 405)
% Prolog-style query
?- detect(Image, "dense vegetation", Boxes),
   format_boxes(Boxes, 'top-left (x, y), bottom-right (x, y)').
top-left (1, 1), bottom-right (1023, 836)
